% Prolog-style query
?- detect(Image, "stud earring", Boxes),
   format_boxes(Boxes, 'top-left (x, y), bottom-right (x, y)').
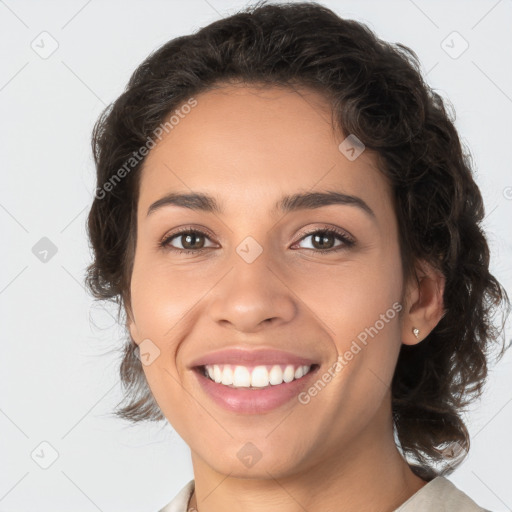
top-left (412, 327), bottom-right (420, 339)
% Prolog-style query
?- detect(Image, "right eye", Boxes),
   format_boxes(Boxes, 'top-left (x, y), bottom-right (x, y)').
top-left (159, 228), bottom-right (217, 254)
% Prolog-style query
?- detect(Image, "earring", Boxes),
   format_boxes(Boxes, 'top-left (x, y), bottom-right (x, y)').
top-left (412, 327), bottom-right (420, 339)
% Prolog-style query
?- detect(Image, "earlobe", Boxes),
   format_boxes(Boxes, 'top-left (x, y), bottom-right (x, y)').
top-left (126, 308), bottom-right (141, 345)
top-left (402, 260), bottom-right (446, 346)
top-left (128, 320), bottom-right (140, 345)
top-left (125, 306), bottom-right (140, 345)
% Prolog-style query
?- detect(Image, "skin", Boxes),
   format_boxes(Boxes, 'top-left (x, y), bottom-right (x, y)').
top-left (127, 84), bottom-right (445, 512)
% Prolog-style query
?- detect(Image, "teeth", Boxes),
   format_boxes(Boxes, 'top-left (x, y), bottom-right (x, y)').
top-left (204, 363), bottom-right (312, 388)
top-left (221, 366), bottom-right (233, 385)
top-left (269, 365), bottom-right (283, 385)
top-left (250, 366), bottom-right (269, 388)
top-left (233, 366), bottom-right (251, 387)
top-left (283, 365), bottom-right (295, 383)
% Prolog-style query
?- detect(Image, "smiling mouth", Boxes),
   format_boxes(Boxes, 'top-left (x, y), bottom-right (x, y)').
top-left (196, 363), bottom-right (320, 389)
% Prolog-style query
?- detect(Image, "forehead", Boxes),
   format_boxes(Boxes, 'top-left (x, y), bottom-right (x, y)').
top-left (138, 85), bottom-right (392, 220)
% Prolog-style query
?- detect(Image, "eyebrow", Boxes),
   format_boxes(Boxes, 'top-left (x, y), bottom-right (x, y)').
top-left (146, 190), bottom-right (375, 219)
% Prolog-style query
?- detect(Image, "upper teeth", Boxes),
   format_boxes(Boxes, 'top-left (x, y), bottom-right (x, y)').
top-left (204, 364), bottom-right (312, 388)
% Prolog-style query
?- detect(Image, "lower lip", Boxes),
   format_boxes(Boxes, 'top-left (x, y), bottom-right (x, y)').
top-left (193, 366), bottom-right (319, 414)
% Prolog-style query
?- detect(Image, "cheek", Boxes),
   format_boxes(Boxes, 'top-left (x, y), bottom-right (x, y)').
top-left (300, 259), bottom-right (403, 440)
top-left (129, 253), bottom-right (218, 340)
top-left (301, 247), bottom-right (404, 396)
top-left (293, 253), bottom-right (403, 341)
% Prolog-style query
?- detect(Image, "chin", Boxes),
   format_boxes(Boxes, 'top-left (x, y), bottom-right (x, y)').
top-left (193, 437), bottom-right (314, 479)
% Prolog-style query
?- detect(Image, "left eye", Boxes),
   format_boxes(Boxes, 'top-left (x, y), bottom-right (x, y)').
top-left (293, 228), bottom-right (355, 252)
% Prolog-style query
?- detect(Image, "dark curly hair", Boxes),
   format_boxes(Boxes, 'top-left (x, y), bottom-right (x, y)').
top-left (85, 0), bottom-right (510, 480)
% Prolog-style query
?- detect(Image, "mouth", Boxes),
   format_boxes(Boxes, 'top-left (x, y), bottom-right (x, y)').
top-left (192, 362), bottom-right (321, 413)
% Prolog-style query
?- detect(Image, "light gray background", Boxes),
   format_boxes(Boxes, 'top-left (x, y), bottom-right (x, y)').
top-left (1, 0), bottom-right (511, 510)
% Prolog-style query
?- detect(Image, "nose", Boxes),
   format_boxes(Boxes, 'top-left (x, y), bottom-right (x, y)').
top-left (207, 249), bottom-right (297, 334)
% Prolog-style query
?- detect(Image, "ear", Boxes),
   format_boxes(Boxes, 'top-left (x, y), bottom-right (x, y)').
top-left (125, 306), bottom-right (142, 346)
top-left (401, 259), bottom-right (446, 346)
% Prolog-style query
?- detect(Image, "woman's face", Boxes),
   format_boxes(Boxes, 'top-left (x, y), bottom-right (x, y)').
top-left (128, 85), bottom-right (410, 478)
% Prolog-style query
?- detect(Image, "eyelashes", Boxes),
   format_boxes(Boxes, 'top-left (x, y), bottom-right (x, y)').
top-left (159, 227), bottom-right (216, 254)
top-left (294, 226), bottom-right (355, 252)
top-left (158, 225), bottom-right (356, 256)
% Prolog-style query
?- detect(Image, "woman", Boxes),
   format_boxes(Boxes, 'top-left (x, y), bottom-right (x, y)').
top-left (85, 2), bottom-right (509, 511)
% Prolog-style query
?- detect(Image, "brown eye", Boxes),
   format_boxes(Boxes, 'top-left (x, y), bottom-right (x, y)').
top-left (180, 232), bottom-right (206, 250)
top-left (294, 227), bottom-right (355, 253)
top-left (310, 231), bottom-right (336, 250)
top-left (160, 229), bottom-right (215, 253)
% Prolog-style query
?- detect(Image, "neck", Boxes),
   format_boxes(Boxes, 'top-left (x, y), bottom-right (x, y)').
top-left (189, 403), bottom-right (427, 512)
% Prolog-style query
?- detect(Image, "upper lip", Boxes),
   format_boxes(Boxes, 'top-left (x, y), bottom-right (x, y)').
top-left (188, 347), bottom-right (320, 368)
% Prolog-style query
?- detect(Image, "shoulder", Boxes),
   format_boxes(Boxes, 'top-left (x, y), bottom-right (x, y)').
top-left (157, 477), bottom-right (490, 512)
top-left (395, 476), bottom-right (491, 512)
top-left (157, 480), bottom-right (195, 512)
